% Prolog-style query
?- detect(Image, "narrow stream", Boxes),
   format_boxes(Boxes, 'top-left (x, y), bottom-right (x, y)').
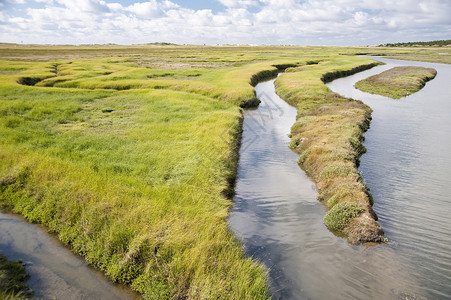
top-left (0, 210), bottom-right (139, 299)
top-left (229, 71), bottom-right (449, 299)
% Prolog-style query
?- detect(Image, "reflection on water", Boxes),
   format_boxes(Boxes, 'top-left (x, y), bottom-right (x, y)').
top-left (0, 211), bottom-right (139, 300)
top-left (229, 76), bottom-right (441, 299)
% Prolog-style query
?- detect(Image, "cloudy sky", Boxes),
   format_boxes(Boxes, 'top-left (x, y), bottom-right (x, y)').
top-left (0, 0), bottom-right (450, 45)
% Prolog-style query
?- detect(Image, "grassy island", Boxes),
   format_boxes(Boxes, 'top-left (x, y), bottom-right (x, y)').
top-left (274, 56), bottom-right (385, 244)
top-left (355, 66), bottom-right (437, 99)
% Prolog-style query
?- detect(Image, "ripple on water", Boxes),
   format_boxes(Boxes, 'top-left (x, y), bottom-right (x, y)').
top-left (327, 56), bottom-right (451, 299)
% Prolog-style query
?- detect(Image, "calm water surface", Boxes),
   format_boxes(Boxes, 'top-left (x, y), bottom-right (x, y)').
top-left (230, 58), bottom-right (451, 299)
top-left (0, 210), bottom-right (139, 299)
top-left (327, 56), bottom-right (451, 299)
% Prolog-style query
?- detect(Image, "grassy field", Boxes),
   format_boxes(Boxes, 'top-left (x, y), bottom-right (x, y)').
top-left (0, 44), bottom-right (446, 297)
top-left (355, 66), bottom-right (437, 98)
top-left (355, 46), bottom-right (451, 64)
top-left (0, 46), bottom-right (285, 299)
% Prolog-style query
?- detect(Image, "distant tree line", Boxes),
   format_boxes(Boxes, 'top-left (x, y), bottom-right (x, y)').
top-left (145, 42), bottom-right (178, 46)
top-left (378, 40), bottom-right (451, 47)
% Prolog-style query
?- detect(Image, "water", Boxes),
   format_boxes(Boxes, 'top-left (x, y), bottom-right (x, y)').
top-left (230, 60), bottom-right (451, 299)
top-left (327, 56), bottom-right (451, 299)
top-left (0, 210), bottom-right (139, 299)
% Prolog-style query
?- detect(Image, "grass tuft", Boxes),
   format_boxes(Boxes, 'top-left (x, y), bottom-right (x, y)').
top-left (323, 202), bottom-right (364, 231)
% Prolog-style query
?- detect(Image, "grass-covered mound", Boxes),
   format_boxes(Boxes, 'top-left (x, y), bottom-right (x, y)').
top-left (355, 66), bottom-right (437, 99)
top-left (275, 55), bottom-right (386, 244)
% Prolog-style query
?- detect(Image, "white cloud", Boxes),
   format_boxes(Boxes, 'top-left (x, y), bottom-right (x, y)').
top-left (56, 0), bottom-right (110, 13)
top-left (0, 0), bottom-right (450, 45)
top-left (259, 0), bottom-right (299, 9)
top-left (126, 1), bottom-right (166, 18)
top-left (107, 2), bottom-right (122, 11)
top-left (6, 0), bottom-right (26, 4)
top-left (217, 0), bottom-right (259, 8)
top-left (354, 11), bottom-right (369, 26)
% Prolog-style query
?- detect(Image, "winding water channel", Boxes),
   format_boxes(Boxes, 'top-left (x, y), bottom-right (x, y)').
top-left (0, 211), bottom-right (139, 299)
top-left (229, 57), bottom-right (451, 299)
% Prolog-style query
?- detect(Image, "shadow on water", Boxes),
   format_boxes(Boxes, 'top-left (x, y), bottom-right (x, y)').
top-left (0, 210), bottom-right (140, 300)
top-left (229, 78), bottom-right (432, 299)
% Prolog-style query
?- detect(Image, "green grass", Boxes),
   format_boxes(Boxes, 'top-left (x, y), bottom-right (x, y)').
top-left (323, 202), bottom-right (364, 231)
top-left (355, 66), bottom-right (437, 99)
top-left (274, 55), bottom-right (385, 244)
top-left (0, 86), bottom-right (267, 298)
top-left (0, 44), bottom-right (445, 297)
top-left (383, 52), bottom-right (451, 64)
top-left (0, 254), bottom-right (32, 300)
top-left (348, 46), bottom-right (451, 64)
top-left (0, 45), bottom-right (328, 299)
top-left (0, 51), bottom-right (275, 299)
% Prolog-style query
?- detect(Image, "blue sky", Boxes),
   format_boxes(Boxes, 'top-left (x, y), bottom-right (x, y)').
top-left (0, 0), bottom-right (450, 45)
top-left (111, 0), bottom-right (226, 12)
top-left (158, 1), bottom-right (224, 12)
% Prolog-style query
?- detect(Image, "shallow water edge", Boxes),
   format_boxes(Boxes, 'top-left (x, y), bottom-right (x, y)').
top-left (0, 209), bottom-right (140, 299)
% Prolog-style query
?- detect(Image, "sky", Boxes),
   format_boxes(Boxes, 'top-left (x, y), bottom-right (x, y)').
top-left (0, 0), bottom-right (450, 46)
